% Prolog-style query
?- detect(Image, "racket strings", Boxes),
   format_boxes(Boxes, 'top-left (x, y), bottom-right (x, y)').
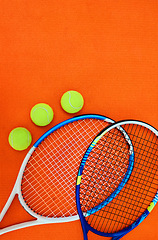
top-left (24, 119), bottom-right (106, 176)
top-left (21, 118), bottom-right (111, 218)
top-left (22, 135), bottom-right (81, 216)
top-left (80, 128), bottom-right (130, 213)
top-left (102, 124), bottom-right (158, 233)
top-left (23, 121), bottom-right (90, 216)
top-left (80, 123), bottom-right (158, 234)
top-left (92, 131), bottom-right (131, 160)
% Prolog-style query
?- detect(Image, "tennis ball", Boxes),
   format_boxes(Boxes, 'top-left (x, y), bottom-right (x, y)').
top-left (61, 90), bottom-right (84, 114)
top-left (8, 127), bottom-right (32, 151)
top-left (30, 103), bottom-right (54, 126)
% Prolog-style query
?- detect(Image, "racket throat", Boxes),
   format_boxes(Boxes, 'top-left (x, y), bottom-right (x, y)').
top-left (80, 218), bottom-right (89, 240)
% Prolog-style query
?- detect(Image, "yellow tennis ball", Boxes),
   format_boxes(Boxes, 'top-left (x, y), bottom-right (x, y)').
top-left (61, 90), bottom-right (84, 114)
top-left (30, 103), bottom-right (54, 126)
top-left (8, 127), bottom-right (32, 151)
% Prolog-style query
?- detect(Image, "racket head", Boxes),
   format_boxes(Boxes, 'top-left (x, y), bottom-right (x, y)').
top-left (76, 120), bottom-right (158, 239)
top-left (14, 114), bottom-right (114, 223)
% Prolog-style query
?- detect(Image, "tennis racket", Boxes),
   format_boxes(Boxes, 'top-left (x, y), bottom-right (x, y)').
top-left (0, 114), bottom-right (114, 235)
top-left (76, 120), bottom-right (158, 240)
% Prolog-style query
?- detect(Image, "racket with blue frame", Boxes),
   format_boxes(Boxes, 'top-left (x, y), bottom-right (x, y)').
top-left (76, 120), bottom-right (158, 240)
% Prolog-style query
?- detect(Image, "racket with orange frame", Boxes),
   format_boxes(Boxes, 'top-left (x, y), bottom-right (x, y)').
top-left (76, 120), bottom-right (158, 240)
top-left (0, 114), bottom-right (115, 235)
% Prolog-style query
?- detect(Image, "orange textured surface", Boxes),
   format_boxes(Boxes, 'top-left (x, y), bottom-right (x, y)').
top-left (0, 1), bottom-right (158, 240)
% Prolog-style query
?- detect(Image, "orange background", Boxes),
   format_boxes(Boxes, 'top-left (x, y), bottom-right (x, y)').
top-left (0, 1), bottom-right (158, 240)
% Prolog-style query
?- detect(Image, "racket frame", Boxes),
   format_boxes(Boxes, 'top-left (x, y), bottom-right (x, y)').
top-left (76, 120), bottom-right (158, 240)
top-left (0, 114), bottom-right (114, 235)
